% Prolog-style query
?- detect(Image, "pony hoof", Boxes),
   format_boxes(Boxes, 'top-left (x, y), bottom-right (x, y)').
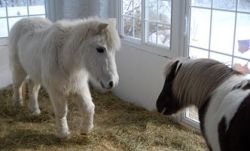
top-left (31, 110), bottom-right (41, 116)
top-left (13, 100), bottom-right (24, 107)
top-left (57, 131), bottom-right (70, 139)
top-left (80, 132), bottom-right (88, 136)
top-left (81, 124), bottom-right (94, 134)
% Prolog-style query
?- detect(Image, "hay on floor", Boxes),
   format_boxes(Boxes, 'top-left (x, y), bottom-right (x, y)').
top-left (0, 86), bottom-right (207, 151)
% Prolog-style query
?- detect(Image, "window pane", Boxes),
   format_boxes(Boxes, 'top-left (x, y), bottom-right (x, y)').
top-left (28, 0), bottom-right (45, 15)
top-left (146, 22), bottom-right (157, 44)
top-left (189, 47), bottom-right (209, 58)
top-left (213, 0), bottom-right (236, 10)
top-left (134, 18), bottom-right (142, 38)
top-left (0, 18), bottom-right (8, 37)
top-left (238, 0), bottom-right (250, 13)
top-left (186, 107), bottom-right (199, 122)
top-left (191, 0), bottom-right (211, 8)
top-left (8, 17), bottom-right (24, 31)
top-left (123, 0), bottom-right (141, 18)
top-left (0, 1), bottom-right (6, 17)
top-left (146, 0), bottom-right (170, 22)
top-left (233, 57), bottom-right (250, 74)
top-left (210, 52), bottom-right (232, 66)
top-left (145, 0), bottom-right (171, 47)
top-left (210, 10), bottom-right (235, 55)
top-left (234, 13), bottom-right (250, 60)
top-left (157, 23), bottom-right (170, 47)
top-left (190, 8), bottom-right (210, 49)
top-left (123, 17), bottom-right (134, 37)
top-left (7, 0), bottom-right (28, 16)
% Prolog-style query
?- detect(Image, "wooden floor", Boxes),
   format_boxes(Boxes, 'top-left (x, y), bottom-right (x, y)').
top-left (0, 38), bottom-right (11, 88)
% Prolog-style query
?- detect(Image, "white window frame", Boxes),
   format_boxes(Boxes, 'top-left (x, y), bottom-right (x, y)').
top-left (117, 0), bottom-right (188, 58)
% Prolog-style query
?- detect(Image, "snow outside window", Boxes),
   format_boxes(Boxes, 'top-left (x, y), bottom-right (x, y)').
top-left (120, 0), bottom-right (172, 48)
top-left (0, 0), bottom-right (47, 38)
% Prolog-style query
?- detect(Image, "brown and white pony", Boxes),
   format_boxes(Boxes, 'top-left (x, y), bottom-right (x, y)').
top-left (156, 58), bottom-right (250, 151)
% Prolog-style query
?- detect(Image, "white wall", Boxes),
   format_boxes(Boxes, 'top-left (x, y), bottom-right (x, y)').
top-left (113, 43), bottom-right (169, 111)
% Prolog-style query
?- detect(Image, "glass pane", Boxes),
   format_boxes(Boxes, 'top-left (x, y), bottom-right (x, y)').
top-left (210, 10), bottom-right (235, 55)
top-left (186, 106), bottom-right (199, 122)
top-left (234, 13), bottom-right (250, 60)
top-left (190, 8), bottom-right (210, 49)
top-left (189, 47), bottom-right (209, 58)
top-left (0, 1), bottom-right (6, 17)
top-left (7, 0), bottom-right (28, 16)
top-left (146, 0), bottom-right (171, 22)
top-left (238, 0), bottom-right (250, 13)
top-left (123, 17), bottom-right (133, 37)
top-left (123, 0), bottom-right (133, 15)
top-left (123, 0), bottom-right (141, 18)
top-left (8, 17), bottom-right (24, 31)
top-left (133, 0), bottom-right (141, 18)
top-left (213, 0), bottom-right (236, 10)
top-left (147, 22), bottom-right (157, 44)
top-left (147, 0), bottom-right (158, 21)
top-left (210, 52), bottom-right (232, 66)
top-left (134, 18), bottom-right (141, 38)
top-left (28, 0), bottom-right (45, 15)
top-left (159, 0), bottom-right (171, 23)
top-left (233, 57), bottom-right (250, 74)
top-left (0, 18), bottom-right (8, 37)
top-left (157, 23), bottom-right (170, 47)
top-left (191, 0), bottom-right (211, 8)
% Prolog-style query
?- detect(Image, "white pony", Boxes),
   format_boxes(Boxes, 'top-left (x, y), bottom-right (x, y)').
top-left (8, 17), bottom-right (121, 138)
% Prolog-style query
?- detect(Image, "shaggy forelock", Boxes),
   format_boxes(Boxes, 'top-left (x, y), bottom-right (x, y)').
top-left (170, 58), bottom-right (241, 108)
top-left (57, 17), bottom-right (121, 52)
top-left (75, 17), bottom-right (121, 51)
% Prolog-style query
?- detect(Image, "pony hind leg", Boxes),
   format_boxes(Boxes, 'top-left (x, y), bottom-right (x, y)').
top-left (11, 65), bottom-right (27, 107)
top-left (27, 79), bottom-right (41, 115)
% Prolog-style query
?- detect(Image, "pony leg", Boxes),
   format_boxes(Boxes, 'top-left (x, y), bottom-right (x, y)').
top-left (48, 90), bottom-right (69, 138)
top-left (77, 86), bottom-right (95, 134)
top-left (11, 66), bottom-right (27, 107)
top-left (27, 79), bottom-right (41, 115)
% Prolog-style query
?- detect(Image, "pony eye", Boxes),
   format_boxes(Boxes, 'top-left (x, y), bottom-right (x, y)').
top-left (96, 47), bottom-right (105, 53)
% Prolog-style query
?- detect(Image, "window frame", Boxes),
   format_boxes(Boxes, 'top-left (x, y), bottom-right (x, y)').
top-left (117, 0), bottom-right (188, 58)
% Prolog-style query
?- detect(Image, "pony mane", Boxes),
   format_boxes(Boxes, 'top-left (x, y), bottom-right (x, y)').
top-left (172, 58), bottom-right (241, 108)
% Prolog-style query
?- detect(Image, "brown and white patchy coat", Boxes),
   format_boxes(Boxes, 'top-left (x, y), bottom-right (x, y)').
top-left (156, 58), bottom-right (250, 151)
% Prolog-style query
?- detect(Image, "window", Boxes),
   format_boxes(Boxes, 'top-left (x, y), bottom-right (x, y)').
top-left (185, 0), bottom-right (250, 126)
top-left (0, 0), bottom-right (47, 38)
top-left (119, 0), bottom-right (172, 49)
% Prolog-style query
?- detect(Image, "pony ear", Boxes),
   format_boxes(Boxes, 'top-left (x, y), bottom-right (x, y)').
top-left (97, 23), bottom-right (109, 32)
top-left (164, 59), bottom-right (180, 77)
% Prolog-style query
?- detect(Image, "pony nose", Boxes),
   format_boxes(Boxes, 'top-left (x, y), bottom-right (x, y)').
top-left (109, 81), bottom-right (114, 88)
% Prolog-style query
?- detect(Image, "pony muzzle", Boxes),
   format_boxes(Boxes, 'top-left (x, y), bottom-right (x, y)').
top-left (100, 80), bottom-right (115, 90)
